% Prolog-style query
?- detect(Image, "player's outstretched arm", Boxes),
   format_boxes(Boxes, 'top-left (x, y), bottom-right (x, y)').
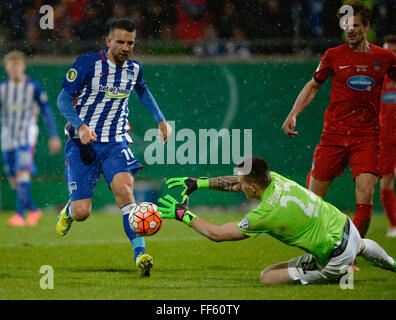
top-left (166, 176), bottom-right (242, 199)
top-left (158, 194), bottom-right (248, 242)
top-left (282, 78), bottom-right (322, 138)
top-left (209, 176), bottom-right (242, 192)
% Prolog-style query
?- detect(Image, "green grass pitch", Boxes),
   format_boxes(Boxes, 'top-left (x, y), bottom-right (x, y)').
top-left (0, 210), bottom-right (395, 300)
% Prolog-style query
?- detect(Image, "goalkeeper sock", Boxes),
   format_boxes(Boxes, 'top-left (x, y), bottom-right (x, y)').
top-left (380, 189), bottom-right (396, 227)
top-left (360, 239), bottom-right (395, 270)
top-left (121, 203), bottom-right (145, 262)
top-left (352, 203), bottom-right (373, 238)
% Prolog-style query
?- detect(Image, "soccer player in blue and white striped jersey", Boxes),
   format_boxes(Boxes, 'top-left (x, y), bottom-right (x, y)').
top-left (1, 50), bottom-right (62, 227)
top-left (56, 19), bottom-right (172, 277)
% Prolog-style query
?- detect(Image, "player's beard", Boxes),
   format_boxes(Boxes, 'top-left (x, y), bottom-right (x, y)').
top-left (112, 49), bottom-right (129, 65)
top-left (347, 28), bottom-right (366, 49)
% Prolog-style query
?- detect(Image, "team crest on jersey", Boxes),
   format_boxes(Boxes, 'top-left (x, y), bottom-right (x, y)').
top-left (355, 65), bottom-right (367, 72)
top-left (66, 68), bottom-right (78, 82)
top-left (373, 62), bottom-right (382, 73)
top-left (238, 217), bottom-right (250, 231)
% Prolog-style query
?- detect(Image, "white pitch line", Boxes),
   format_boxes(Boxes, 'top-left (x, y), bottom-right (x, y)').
top-left (0, 235), bottom-right (204, 248)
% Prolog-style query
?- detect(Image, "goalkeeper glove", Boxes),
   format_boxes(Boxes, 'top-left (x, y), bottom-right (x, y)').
top-left (157, 194), bottom-right (197, 227)
top-left (166, 177), bottom-right (209, 201)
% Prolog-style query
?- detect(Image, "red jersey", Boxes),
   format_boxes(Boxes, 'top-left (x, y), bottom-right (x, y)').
top-left (379, 74), bottom-right (396, 137)
top-left (314, 43), bottom-right (396, 136)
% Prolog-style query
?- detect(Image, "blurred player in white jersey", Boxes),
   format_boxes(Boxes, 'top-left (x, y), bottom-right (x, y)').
top-left (55, 19), bottom-right (172, 277)
top-left (0, 51), bottom-right (62, 226)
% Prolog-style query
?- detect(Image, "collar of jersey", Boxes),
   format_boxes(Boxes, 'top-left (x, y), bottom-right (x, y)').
top-left (100, 48), bottom-right (129, 68)
top-left (260, 173), bottom-right (275, 202)
top-left (7, 75), bottom-right (29, 85)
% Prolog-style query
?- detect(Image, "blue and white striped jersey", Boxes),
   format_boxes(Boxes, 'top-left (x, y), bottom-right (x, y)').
top-left (0, 77), bottom-right (58, 151)
top-left (62, 49), bottom-right (149, 143)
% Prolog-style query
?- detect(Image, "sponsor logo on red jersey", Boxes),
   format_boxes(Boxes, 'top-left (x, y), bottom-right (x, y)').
top-left (382, 92), bottom-right (396, 104)
top-left (347, 75), bottom-right (375, 91)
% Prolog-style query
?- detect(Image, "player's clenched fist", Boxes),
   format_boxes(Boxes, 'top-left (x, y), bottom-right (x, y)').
top-left (78, 124), bottom-right (97, 145)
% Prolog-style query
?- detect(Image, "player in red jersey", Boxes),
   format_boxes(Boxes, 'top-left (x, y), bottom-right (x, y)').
top-left (379, 35), bottom-right (396, 238)
top-left (282, 0), bottom-right (396, 238)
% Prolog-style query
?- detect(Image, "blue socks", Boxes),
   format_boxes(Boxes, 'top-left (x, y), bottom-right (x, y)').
top-left (121, 203), bottom-right (146, 262)
top-left (15, 181), bottom-right (37, 217)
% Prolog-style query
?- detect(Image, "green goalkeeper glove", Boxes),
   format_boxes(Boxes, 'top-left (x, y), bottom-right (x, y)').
top-left (157, 194), bottom-right (197, 227)
top-left (166, 177), bottom-right (209, 201)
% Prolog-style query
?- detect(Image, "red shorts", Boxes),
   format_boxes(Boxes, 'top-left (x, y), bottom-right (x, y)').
top-left (311, 134), bottom-right (380, 181)
top-left (379, 135), bottom-right (396, 175)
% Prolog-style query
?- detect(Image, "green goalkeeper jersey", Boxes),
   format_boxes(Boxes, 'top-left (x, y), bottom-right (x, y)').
top-left (237, 172), bottom-right (347, 265)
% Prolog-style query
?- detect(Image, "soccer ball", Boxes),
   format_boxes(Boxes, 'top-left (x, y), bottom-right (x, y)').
top-left (129, 202), bottom-right (162, 236)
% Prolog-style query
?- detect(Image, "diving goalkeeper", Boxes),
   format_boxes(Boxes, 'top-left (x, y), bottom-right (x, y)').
top-left (158, 155), bottom-right (396, 285)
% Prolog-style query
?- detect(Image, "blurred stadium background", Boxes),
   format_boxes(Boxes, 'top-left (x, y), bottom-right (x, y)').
top-left (0, 0), bottom-right (395, 213)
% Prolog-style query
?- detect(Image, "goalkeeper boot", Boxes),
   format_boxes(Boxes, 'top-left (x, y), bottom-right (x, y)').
top-left (136, 253), bottom-right (153, 277)
top-left (56, 200), bottom-right (73, 236)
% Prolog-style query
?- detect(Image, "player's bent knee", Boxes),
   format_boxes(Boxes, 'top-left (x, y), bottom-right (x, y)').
top-left (71, 209), bottom-right (90, 221)
top-left (112, 183), bottom-right (133, 199)
top-left (71, 203), bottom-right (91, 221)
top-left (356, 186), bottom-right (375, 202)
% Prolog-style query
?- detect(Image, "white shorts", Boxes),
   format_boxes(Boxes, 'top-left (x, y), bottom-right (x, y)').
top-left (288, 218), bottom-right (362, 285)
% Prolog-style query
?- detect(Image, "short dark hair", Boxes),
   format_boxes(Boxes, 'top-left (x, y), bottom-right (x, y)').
top-left (236, 155), bottom-right (271, 188)
top-left (337, 0), bottom-right (372, 26)
top-left (108, 18), bottom-right (135, 36)
top-left (384, 35), bottom-right (396, 44)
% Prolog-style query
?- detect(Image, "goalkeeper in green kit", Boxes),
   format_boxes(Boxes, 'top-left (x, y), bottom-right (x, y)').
top-left (158, 155), bottom-right (396, 285)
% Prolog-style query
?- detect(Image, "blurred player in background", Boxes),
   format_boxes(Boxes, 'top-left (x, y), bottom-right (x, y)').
top-left (1, 50), bottom-right (61, 227)
top-left (55, 18), bottom-right (172, 277)
top-left (379, 35), bottom-right (396, 238)
top-left (282, 0), bottom-right (396, 238)
top-left (159, 155), bottom-right (396, 285)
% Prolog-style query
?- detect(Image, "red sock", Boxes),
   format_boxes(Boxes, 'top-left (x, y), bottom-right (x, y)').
top-left (380, 189), bottom-right (396, 227)
top-left (352, 203), bottom-right (373, 238)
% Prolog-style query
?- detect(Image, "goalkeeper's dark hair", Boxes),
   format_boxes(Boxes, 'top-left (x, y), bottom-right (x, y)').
top-left (236, 155), bottom-right (271, 188)
top-left (336, 0), bottom-right (372, 26)
top-left (107, 18), bottom-right (135, 36)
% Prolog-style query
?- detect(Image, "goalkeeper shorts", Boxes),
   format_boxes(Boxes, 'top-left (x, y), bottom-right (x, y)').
top-left (287, 217), bottom-right (361, 285)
